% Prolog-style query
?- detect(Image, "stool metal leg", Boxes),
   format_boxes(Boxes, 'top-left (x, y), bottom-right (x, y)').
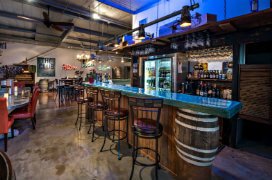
top-left (100, 117), bottom-right (108, 152)
top-left (75, 103), bottom-right (80, 126)
top-left (87, 108), bottom-right (93, 134)
top-left (155, 138), bottom-right (159, 180)
top-left (118, 117), bottom-right (121, 160)
top-left (92, 111), bottom-right (96, 142)
top-left (129, 134), bottom-right (136, 180)
top-left (79, 103), bottom-right (82, 131)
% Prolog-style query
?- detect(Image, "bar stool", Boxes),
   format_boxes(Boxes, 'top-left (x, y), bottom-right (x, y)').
top-left (86, 87), bottom-right (105, 142)
top-left (74, 86), bottom-right (87, 131)
top-left (128, 97), bottom-right (163, 180)
top-left (100, 89), bottom-right (129, 160)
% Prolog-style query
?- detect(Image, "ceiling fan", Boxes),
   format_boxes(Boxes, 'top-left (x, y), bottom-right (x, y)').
top-left (42, 6), bottom-right (74, 31)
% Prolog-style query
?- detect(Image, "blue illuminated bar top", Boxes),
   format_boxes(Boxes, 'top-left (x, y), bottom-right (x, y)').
top-left (83, 82), bottom-right (242, 119)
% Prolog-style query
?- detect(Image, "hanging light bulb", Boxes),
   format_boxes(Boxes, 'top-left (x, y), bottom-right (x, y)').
top-left (114, 36), bottom-right (119, 47)
top-left (138, 24), bottom-right (146, 40)
top-left (180, 6), bottom-right (191, 27)
top-left (121, 57), bottom-right (124, 63)
top-left (98, 41), bottom-right (104, 51)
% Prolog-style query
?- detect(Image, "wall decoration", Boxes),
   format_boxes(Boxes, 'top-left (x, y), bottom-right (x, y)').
top-left (62, 64), bottom-right (78, 71)
top-left (37, 57), bottom-right (55, 77)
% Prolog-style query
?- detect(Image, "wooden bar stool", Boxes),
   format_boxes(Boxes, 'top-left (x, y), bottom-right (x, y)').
top-left (74, 86), bottom-right (88, 131)
top-left (128, 97), bottom-right (163, 180)
top-left (100, 89), bottom-right (129, 160)
top-left (86, 87), bottom-right (105, 142)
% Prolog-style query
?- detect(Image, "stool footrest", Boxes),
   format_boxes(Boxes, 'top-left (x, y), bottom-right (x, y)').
top-left (132, 147), bottom-right (160, 167)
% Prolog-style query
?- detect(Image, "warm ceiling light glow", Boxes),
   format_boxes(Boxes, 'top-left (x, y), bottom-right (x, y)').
top-left (121, 57), bottom-right (124, 63)
top-left (92, 13), bottom-right (100, 20)
top-left (180, 22), bottom-right (191, 27)
top-left (17, 16), bottom-right (35, 21)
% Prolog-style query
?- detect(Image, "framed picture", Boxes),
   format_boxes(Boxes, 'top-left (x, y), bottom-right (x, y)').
top-left (37, 57), bottom-right (56, 77)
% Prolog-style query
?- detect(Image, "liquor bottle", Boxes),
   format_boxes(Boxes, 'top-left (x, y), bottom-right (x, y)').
top-left (207, 71), bottom-right (210, 79)
top-left (251, 0), bottom-right (259, 12)
top-left (200, 70), bottom-right (204, 79)
top-left (208, 84), bottom-right (212, 97)
top-left (196, 84), bottom-right (200, 96)
top-left (212, 84), bottom-right (216, 98)
top-left (203, 84), bottom-right (208, 97)
top-left (200, 85), bottom-right (204, 96)
top-left (216, 87), bottom-right (221, 98)
top-left (215, 70), bottom-right (219, 79)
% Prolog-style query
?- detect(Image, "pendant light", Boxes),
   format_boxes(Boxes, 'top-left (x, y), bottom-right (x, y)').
top-left (180, 6), bottom-right (191, 27)
top-left (180, 0), bottom-right (199, 28)
top-left (138, 24), bottom-right (146, 40)
top-left (114, 36), bottom-right (119, 47)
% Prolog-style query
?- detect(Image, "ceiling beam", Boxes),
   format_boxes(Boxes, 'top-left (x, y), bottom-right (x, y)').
top-left (0, 23), bottom-right (101, 45)
top-left (11, 0), bottom-right (131, 30)
top-left (0, 10), bottom-right (114, 39)
top-left (66, 37), bottom-right (98, 44)
top-left (0, 33), bottom-right (99, 50)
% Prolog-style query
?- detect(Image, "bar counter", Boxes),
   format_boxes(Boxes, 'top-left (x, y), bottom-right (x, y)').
top-left (83, 82), bottom-right (241, 119)
top-left (83, 82), bottom-right (242, 178)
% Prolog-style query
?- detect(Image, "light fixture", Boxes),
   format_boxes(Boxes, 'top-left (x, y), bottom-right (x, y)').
top-left (138, 24), bottom-right (146, 40)
top-left (114, 36), bottom-right (119, 47)
top-left (97, 41), bottom-right (104, 51)
top-left (92, 13), bottom-right (100, 20)
top-left (180, 0), bottom-right (199, 28)
top-left (180, 6), bottom-right (192, 27)
top-left (121, 57), bottom-right (124, 63)
top-left (77, 52), bottom-right (90, 61)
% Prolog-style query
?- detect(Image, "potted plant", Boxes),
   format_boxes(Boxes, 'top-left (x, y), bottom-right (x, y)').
top-left (87, 69), bottom-right (96, 83)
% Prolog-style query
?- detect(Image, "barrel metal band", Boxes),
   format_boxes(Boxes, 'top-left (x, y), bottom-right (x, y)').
top-left (177, 111), bottom-right (218, 123)
top-left (176, 151), bottom-right (212, 167)
top-left (176, 145), bottom-right (215, 161)
top-left (175, 118), bottom-right (219, 132)
top-left (179, 108), bottom-right (211, 116)
top-left (174, 137), bottom-right (218, 153)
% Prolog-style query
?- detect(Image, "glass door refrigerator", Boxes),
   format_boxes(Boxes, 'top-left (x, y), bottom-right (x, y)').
top-left (144, 60), bottom-right (156, 90)
top-left (144, 57), bottom-right (172, 91)
top-left (157, 58), bottom-right (172, 91)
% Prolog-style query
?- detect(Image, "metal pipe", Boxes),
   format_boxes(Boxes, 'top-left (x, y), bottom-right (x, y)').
top-left (105, 8), bottom-right (183, 43)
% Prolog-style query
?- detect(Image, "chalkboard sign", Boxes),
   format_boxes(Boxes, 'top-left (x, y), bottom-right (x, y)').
top-left (37, 57), bottom-right (56, 77)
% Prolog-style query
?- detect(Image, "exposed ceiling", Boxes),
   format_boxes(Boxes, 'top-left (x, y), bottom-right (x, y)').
top-left (0, 0), bottom-right (132, 50)
top-left (97, 0), bottom-right (160, 14)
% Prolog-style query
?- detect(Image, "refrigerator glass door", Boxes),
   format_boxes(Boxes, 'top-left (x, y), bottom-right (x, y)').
top-left (157, 58), bottom-right (172, 91)
top-left (144, 60), bottom-right (156, 90)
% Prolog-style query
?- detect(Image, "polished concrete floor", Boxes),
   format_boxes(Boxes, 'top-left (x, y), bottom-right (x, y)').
top-left (1, 93), bottom-right (175, 180)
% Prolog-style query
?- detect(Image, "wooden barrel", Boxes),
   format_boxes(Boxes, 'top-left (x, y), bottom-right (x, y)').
top-left (174, 108), bottom-right (219, 179)
top-left (39, 79), bottom-right (49, 93)
top-left (0, 151), bottom-right (15, 180)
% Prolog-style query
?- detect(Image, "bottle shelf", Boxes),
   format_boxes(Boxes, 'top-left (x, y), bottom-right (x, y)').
top-left (188, 78), bottom-right (232, 83)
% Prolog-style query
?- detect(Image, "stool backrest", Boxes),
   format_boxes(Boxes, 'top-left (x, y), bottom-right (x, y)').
top-left (86, 87), bottom-right (99, 103)
top-left (129, 97), bottom-right (163, 134)
top-left (100, 89), bottom-right (121, 112)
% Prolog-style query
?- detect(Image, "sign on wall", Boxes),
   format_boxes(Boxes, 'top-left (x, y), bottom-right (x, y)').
top-left (37, 57), bottom-right (56, 77)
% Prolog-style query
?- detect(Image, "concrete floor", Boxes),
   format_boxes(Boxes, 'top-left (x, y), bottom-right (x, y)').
top-left (1, 93), bottom-right (175, 180)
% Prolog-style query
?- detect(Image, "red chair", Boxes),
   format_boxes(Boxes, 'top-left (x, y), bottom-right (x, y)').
top-left (0, 98), bottom-right (15, 152)
top-left (11, 89), bottom-right (40, 130)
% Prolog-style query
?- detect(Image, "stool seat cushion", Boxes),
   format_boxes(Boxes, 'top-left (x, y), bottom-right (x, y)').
top-left (88, 101), bottom-right (104, 110)
top-left (77, 98), bottom-right (88, 103)
top-left (105, 108), bottom-right (128, 118)
top-left (134, 118), bottom-right (163, 136)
